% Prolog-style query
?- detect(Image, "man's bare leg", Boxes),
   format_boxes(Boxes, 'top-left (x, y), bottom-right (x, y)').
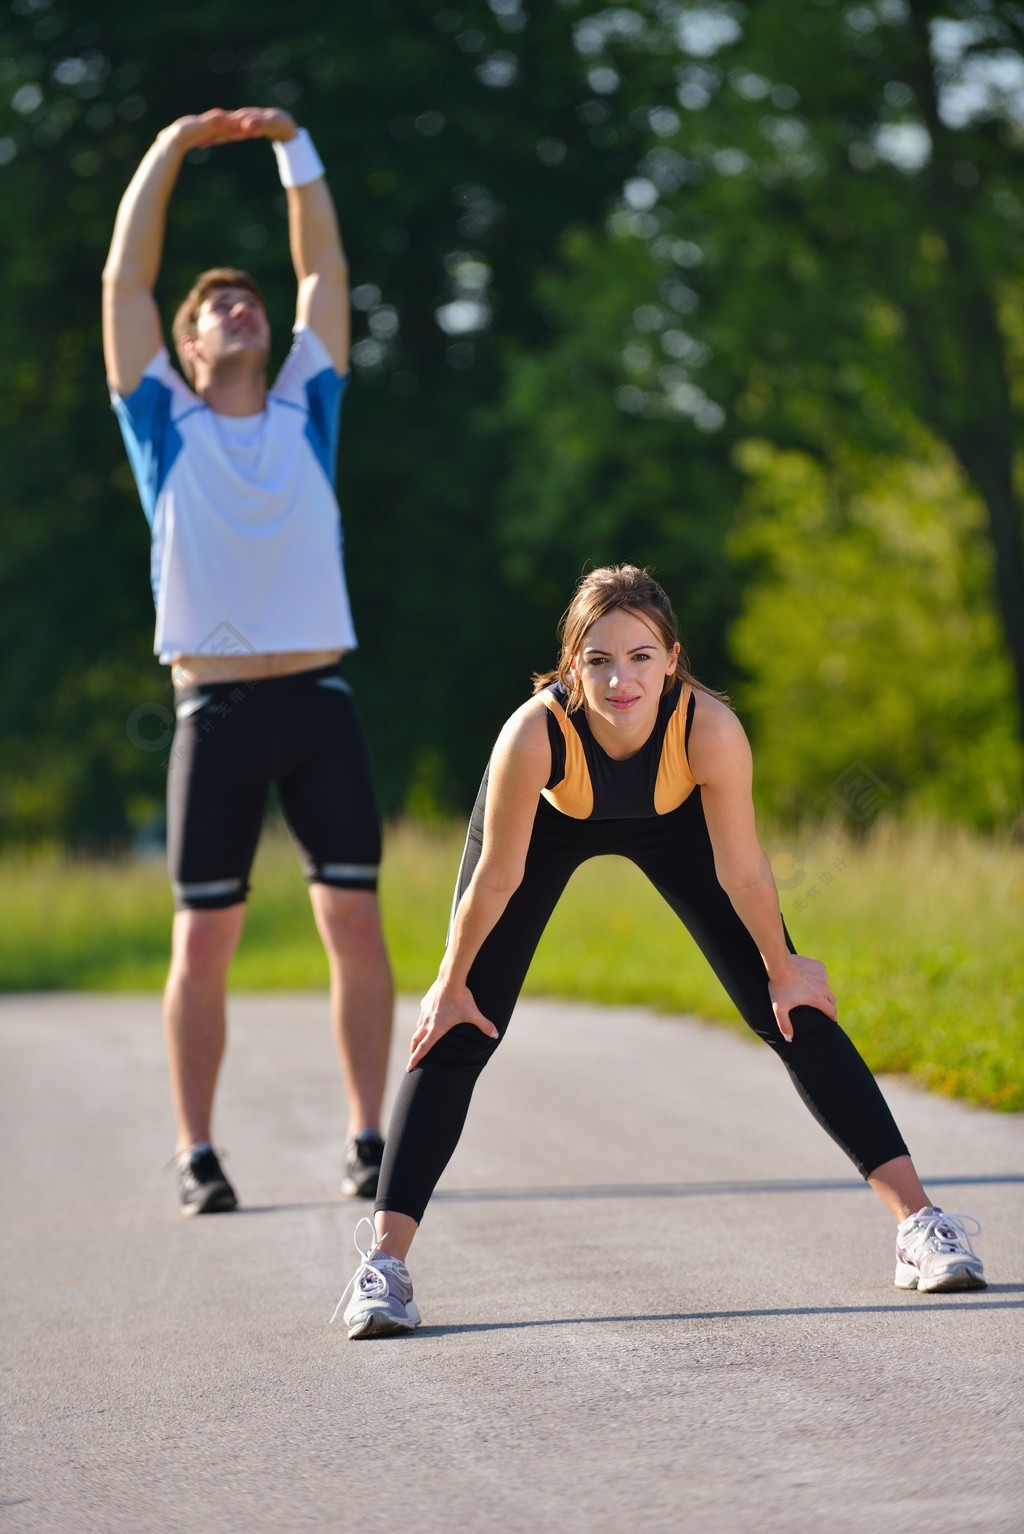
top-left (163, 905), bottom-right (246, 1153)
top-left (309, 885), bottom-right (393, 1137)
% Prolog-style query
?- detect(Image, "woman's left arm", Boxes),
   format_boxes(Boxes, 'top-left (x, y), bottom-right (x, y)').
top-left (688, 697), bottom-right (837, 1042)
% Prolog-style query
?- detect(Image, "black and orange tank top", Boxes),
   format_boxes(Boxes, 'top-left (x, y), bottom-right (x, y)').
top-left (539, 679), bottom-right (697, 820)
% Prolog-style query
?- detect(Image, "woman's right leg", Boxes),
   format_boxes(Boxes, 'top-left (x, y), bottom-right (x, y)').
top-left (374, 799), bottom-right (585, 1247)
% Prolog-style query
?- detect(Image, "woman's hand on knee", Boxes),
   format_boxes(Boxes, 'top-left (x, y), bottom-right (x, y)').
top-left (768, 954), bottom-right (838, 1043)
top-left (407, 978), bottom-right (499, 1070)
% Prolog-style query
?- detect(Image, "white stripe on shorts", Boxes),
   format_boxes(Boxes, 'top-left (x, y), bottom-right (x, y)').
top-left (317, 862), bottom-right (378, 883)
top-left (174, 877), bottom-right (245, 900)
top-left (175, 693), bottom-right (213, 720)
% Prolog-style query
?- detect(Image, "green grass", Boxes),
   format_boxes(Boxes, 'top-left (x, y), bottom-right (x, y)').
top-left (0, 821), bottom-right (463, 994)
top-left (2, 819), bottom-right (1021, 1111)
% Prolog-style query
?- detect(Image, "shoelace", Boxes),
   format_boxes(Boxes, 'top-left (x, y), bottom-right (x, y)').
top-left (906, 1209), bottom-right (981, 1258)
top-left (329, 1215), bottom-right (394, 1325)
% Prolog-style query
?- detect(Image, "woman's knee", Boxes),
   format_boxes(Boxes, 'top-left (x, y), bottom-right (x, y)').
top-left (745, 1002), bottom-right (838, 1053)
top-left (787, 1004), bottom-right (839, 1044)
top-left (423, 1019), bottom-right (503, 1070)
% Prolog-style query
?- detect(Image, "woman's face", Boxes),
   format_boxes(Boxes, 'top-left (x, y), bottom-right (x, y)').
top-left (573, 608), bottom-right (680, 734)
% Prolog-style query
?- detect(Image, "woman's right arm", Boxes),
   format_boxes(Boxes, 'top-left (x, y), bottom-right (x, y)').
top-left (407, 700), bottom-right (552, 1069)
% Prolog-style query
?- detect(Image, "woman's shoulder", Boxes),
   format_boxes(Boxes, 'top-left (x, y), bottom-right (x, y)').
top-left (489, 694), bottom-right (556, 794)
top-left (686, 690), bottom-right (750, 782)
top-left (689, 687), bottom-right (736, 724)
top-left (495, 693), bottom-right (554, 750)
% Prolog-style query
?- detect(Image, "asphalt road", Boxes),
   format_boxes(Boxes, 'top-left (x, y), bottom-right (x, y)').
top-left (2, 993), bottom-right (1022, 1534)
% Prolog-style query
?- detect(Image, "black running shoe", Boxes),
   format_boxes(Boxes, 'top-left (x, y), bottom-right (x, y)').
top-left (341, 1131), bottom-right (384, 1200)
top-left (178, 1145), bottom-right (238, 1217)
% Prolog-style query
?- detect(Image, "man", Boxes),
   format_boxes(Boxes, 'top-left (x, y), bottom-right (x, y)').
top-left (103, 107), bottom-right (393, 1215)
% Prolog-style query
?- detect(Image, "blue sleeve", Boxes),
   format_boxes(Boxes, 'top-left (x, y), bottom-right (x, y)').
top-left (111, 372), bottom-right (183, 528)
top-left (304, 369), bottom-right (350, 487)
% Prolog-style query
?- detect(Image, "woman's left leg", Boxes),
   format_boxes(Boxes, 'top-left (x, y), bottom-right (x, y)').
top-left (626, 796), bottom-right (987, 1291)
top-left (628, 794), bottom-right (909, 1179)
top-left (628, 797), bottom-right (987, 1288)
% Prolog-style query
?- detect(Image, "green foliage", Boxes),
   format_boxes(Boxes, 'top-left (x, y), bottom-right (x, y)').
top-left (1, 1), bottom-right (1023, 846)
top-left (649, 0), bottom-right (1024, 740)
top-left (493, 226), bottom-right (743, 681)
top-left (730, 434), bottom-right (1024, 827)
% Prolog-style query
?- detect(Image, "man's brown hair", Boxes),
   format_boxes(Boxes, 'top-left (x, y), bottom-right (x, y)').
top-left (171, 267), bottom-right (266, 385)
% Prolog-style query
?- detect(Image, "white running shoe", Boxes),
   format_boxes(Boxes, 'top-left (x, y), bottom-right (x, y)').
top-left (894, 1207), bottom-right (986, 1293)
top-left (331, 1217), bottom-right (422, 1339)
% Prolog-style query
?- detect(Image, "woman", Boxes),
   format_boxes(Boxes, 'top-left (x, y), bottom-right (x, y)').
top-left (336, 565), bottom-right (985, 1337)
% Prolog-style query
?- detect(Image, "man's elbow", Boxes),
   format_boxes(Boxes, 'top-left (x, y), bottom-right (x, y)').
top-left (102, 260), bottom-right (147, 295)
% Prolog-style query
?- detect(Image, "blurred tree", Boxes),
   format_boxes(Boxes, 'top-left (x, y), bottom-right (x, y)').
top-left (493, 224), bottom-right (742, 683)
top-left (2, 0), bottom-right (1022, 845)
top-left (649, 0), bottom-right (1024, 775)
top-left (495, 0), bottom-right (1024, 820)
top-left (730, 433), bottom-right (1023, 828)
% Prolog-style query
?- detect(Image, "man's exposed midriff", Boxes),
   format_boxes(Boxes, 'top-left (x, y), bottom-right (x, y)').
top-left (171, 648), bottom-right (344, 689)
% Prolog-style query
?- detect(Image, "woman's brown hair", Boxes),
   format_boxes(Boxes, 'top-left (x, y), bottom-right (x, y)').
top-left (531, 563), bottom-right (728, 712)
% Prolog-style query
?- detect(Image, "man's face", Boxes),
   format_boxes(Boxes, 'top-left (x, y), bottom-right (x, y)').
top-left (190, 286), bottom-right (270, 377)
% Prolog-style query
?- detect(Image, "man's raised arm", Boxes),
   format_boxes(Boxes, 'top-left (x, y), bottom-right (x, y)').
top-left (103, 112), bottom-right (232, 395)
top-left (242, 110), bottom-right (349, 374)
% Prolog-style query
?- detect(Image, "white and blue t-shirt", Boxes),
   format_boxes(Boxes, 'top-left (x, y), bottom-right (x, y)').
top-left (110, 324), bottom-right (358, 663)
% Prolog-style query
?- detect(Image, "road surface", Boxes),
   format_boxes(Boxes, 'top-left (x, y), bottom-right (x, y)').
top-left (2, 993), bottom-right (1021, 1533)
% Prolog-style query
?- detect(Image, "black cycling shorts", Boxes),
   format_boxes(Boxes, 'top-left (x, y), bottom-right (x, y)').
top-left (166, 664), bottom-right (382, 911)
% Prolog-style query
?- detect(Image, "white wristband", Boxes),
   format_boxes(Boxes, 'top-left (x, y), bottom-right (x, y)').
top-left (272, 128), bottom-right (325, 188)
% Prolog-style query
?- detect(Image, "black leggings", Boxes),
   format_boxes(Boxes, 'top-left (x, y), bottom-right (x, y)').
top-left (376, 785), bottom-right (908, 1224)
